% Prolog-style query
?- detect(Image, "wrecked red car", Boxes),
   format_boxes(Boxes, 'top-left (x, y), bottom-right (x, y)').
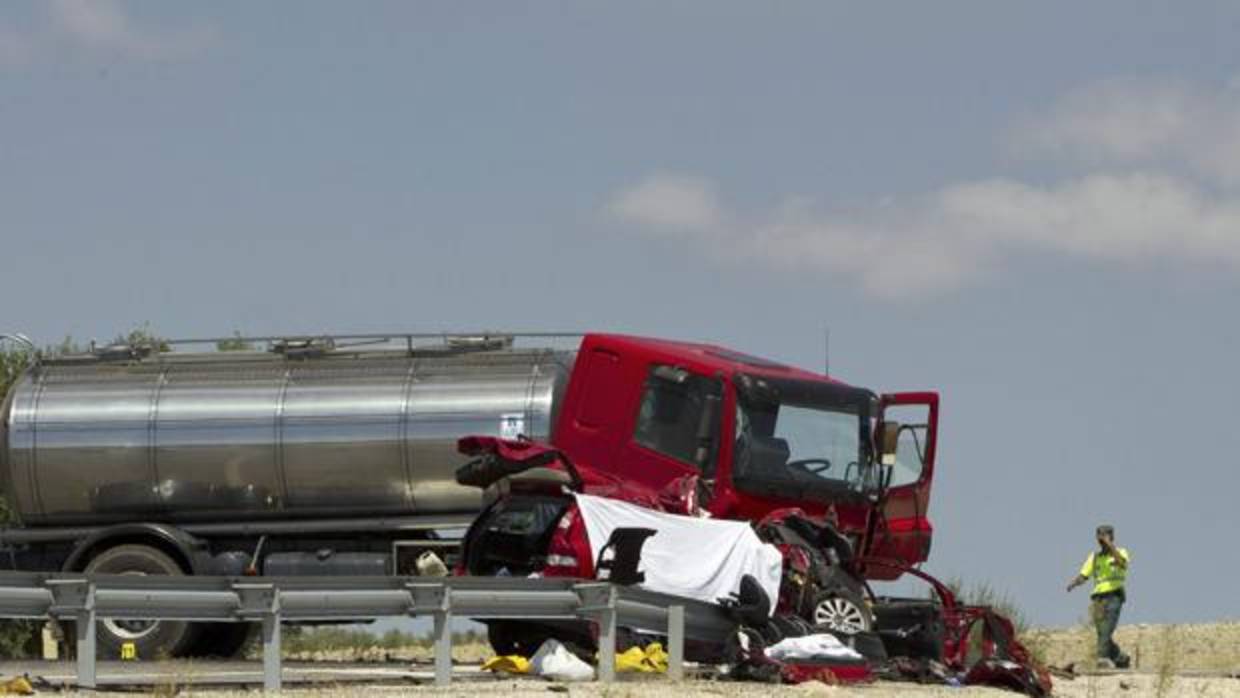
top-left (455, 437), bottom-right (1050, 694)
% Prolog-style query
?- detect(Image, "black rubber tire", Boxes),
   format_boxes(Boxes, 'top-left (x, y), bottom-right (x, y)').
top-left (486, 620), bottom-right (550, 657)
top-left (757, 620), bottom-right (786, 646)
top-left (805, 586), bottom-right (874, 635)
top-left (769, 614), bottom-right (807, 639)
top-left (188, 622), bottom-right (255, 658)
top-left (83, 545), bottom-right (200, 660)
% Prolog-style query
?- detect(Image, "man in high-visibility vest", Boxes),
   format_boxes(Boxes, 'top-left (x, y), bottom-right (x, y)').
top-left (1066, 524), bottom-right (1131, 668)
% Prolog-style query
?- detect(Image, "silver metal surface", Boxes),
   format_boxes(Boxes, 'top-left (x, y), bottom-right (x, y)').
top-left (813, 595), bottom-right (869, 634)
top-left (0, 573), bottom-right (723, 689)
top-left (2, 347), bottom-right (574, 524)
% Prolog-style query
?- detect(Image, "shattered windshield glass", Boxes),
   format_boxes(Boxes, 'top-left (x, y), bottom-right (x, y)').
top-left (733, 375), bottom-right (876, 495)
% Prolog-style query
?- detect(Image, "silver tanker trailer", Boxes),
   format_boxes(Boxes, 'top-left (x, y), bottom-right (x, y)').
top-left (0, 333), bottom-right (574, 658)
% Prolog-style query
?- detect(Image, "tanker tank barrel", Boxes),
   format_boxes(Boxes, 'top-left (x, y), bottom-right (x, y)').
top-left (1, 335), bottom-right (578, 526)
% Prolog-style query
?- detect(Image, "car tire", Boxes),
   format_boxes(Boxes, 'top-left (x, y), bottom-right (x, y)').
top-left (83, 544), bottom-right (200, 660)
top-left (806, 586), bottom-right (874, 635)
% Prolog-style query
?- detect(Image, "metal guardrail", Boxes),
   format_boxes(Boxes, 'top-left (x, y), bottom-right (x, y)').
top-left (0, 573), bottom-right (736, 691)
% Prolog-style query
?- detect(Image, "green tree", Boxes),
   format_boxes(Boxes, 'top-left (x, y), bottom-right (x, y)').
top-left (114, 322), bottom-right (170, 353)
top-left (216, 331), bottom-right (254, 352)
top-left (0, 339), bottom-right (39, 656)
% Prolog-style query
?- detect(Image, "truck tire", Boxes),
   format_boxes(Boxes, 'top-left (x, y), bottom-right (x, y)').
top-left (189, 622), bottom-right (254, 658)
top-left (486, 620), bottom-right (548, 656)
top-left (83, 545), bottom-right (200, 659)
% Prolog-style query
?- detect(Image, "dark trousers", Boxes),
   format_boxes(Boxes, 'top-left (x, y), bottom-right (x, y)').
top-left (1090, 593), bottom-right (1128, 665)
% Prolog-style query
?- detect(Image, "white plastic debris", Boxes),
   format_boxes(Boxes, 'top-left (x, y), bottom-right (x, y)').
top-left (530, 638), bottom-right (595, 681)
top-left (763, 633), bottom-right (864, 662)
top-left (415, 551), bottom-right (449, 577)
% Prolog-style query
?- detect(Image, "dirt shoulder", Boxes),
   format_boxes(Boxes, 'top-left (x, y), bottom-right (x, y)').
top-left (1024, 621), bottom-right (1240, 675)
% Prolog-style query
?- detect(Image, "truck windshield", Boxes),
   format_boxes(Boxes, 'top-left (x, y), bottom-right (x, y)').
top-left (733, 375), bottom-right (876, 498)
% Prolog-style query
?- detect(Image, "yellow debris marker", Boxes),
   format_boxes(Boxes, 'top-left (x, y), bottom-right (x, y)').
top-left (482, 654), bottom-right (532, 675)
top-left (0, 676), bottom-right (34, 696)
top-left (616, 642), bottom-right (668, 673)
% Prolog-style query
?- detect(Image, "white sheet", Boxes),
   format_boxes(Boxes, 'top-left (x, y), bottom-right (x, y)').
top-left (573, 493), bottom-right (783, 614)
top-left (764, 634), bottom-right (864, 661)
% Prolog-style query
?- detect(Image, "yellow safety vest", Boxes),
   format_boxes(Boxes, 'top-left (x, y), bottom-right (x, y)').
top-left (1080, 548), bottom-right (1129, 596)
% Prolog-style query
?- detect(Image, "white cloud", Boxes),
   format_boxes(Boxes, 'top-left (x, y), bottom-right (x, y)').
top-left (49, 0), bottom-right (214, 60)
top-left (0, 1), bottom-right (214, 66)
top-left (0, 23), bottom-right (34, 66)
top-left (608, 77), bottom-right (1240, 299)
top-left (607, 174), bottom-right (724, 233)
top-left (1011, 77), bottom-right (1240, 188)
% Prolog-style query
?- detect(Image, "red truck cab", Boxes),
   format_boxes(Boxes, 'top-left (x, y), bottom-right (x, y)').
top-left (550, 334), bottom-right (938, 579)
top-left (458, 333), bottom-right (939, 653)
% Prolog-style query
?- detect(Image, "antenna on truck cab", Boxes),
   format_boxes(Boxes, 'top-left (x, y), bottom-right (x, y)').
top-left (824, 326), bottom-right (831, 377)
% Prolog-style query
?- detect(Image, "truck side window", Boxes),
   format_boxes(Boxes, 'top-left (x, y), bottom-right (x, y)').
top-left (632, 366), bottom-right (722, 472)
top-left (881, 404), bottom-right (929, 488)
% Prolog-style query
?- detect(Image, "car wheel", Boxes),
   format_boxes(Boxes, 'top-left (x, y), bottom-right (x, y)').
top-left (83, 545), bottom-right (200, 659)
top-left (808, 587), bottom-right (873, 635)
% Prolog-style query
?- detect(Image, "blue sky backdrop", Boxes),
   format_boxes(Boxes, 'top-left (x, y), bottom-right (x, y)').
top-left (3, 1), bottom-right (1239, 627)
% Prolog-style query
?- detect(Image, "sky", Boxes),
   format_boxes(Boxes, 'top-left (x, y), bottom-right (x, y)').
top-left (3, 1), bottom-right (1240, 627)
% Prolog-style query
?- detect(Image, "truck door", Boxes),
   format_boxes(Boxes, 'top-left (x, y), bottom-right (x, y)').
top-left (618, 365), bottom-right (723, 490)
top-left (866, 392), bottom-right (938, 574)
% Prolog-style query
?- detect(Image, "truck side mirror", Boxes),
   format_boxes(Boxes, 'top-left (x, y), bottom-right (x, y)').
top-left (652, 365), bottom-right (690, 384)
top-left (879, 422), bottom-right (900, 466)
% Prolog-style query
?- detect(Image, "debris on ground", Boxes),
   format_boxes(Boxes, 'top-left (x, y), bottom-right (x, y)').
top-left (616, 642), bottom-right (669, 673)
top-left (482, 654), bottom-right (531, 675)
top-left (0, 675), bottom-right (34, 696)
top-left (531, 639), bottom-right (594, 681)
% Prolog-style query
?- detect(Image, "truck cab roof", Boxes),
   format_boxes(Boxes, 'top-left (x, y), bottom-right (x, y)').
top-left (583, 333), bottom-right (847, 386)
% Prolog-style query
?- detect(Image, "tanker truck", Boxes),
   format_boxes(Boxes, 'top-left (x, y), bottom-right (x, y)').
top-left (0, 332), bottom-right (938, 659)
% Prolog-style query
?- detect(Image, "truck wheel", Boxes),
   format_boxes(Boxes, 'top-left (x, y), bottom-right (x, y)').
top-left (83, 545), bottom-right (200, 659)
top-left (188, 622), bottom-right (254, 658)
top-left (807, 587), bottom-right (873, 635)
top-left (486, 620), bottom-right (552, 656)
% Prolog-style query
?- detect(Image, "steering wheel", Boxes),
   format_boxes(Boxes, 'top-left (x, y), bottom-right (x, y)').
top-left (786, 458), bottom-right (833, 475)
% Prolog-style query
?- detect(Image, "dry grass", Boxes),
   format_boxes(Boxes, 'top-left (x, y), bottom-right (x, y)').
top-left (271, 627), bottom-right (492, 664)
top-left (1029, 621), bottom-right (1240, 674)
top-left (1153, 624), bottom-right (1180, 697)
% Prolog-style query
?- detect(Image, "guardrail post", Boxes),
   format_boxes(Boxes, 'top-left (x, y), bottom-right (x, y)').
top-left (410, 582), bottom-right (452, 686)
top-left (46, 578), bottom-right (95, 690)
top-left (76, 583), bottom-right (97, 690)
top-left (667, 605), bottom-right (684, 681)
top-left (574, 583), bottom-right (616, 683)
top-left (262, 605), bottom-right (282, 692)
top-left (236, 582), bottom-right (281, 692)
